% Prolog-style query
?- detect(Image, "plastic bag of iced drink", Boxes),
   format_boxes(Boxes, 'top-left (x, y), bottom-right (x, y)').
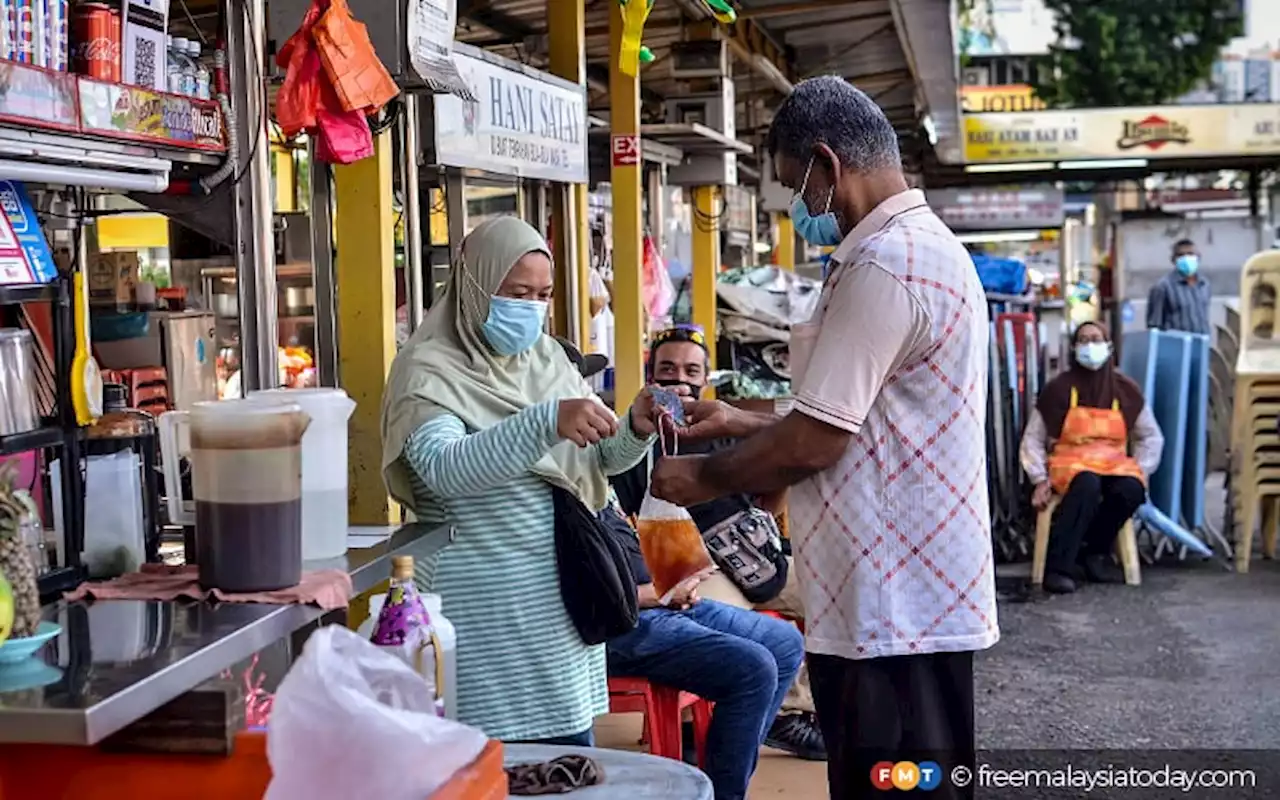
top-left (637, 490), bottom-right (717, 604)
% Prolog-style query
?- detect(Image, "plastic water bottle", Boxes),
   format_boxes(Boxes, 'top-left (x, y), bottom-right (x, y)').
top-left (166, 36), bottom-right (183, 94)
top-left (179, 39), bottom-right (197, 97)
top-left (189, 40), bottom-right (210, 100)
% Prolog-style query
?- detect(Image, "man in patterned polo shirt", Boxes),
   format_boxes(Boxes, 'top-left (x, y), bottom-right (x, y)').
top-left (652, 76), bottom-right (999, 799)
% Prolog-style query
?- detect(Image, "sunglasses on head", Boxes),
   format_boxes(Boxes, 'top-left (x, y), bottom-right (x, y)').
top-left (651, 325), bottom-right (707, 349)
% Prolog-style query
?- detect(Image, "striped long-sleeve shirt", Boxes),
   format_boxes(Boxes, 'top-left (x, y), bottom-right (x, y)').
top-left (1146, 271), bottom-right (1211, 335)
top-left (402, 400), bottom-right (651, 741)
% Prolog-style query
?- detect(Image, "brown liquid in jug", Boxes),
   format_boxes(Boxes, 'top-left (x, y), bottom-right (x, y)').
top-left (636, 517), bottom-right (714, 599)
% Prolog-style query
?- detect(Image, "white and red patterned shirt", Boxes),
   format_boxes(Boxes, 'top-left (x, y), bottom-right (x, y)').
top-left (789, 189), bottom-right (999, 661)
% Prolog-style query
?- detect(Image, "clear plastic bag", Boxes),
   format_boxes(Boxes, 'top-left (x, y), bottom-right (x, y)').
top-left (636, 490), bottom-right (716, 603)
top-left (266, 626), bottom-right (487, 800)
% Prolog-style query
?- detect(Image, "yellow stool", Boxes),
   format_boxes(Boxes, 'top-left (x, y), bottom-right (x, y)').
top-left (1031, 496), bottom-right (1141, 587)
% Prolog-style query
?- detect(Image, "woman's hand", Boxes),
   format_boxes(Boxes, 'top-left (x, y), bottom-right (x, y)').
top-left (558, 399), bottom-right (619, 447)
top-left (628, 387), bottom-right (665, 437)
top-left (1032, 480), bottom-right (1053, 511)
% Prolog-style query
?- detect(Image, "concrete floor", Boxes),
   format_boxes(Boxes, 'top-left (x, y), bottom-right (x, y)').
top-left (598, 501), bottom-right (1280, 797)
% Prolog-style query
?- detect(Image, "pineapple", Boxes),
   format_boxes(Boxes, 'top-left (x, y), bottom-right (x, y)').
top-left (0, 463), bottom-right (40, 639)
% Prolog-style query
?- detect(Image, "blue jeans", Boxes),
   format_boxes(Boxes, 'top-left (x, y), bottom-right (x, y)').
top-left (607, 600), bottom-right (804, 800)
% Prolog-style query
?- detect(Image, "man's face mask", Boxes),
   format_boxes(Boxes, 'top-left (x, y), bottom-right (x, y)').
top-left (655, 377), bottom-right (702, 398)
top-left (790, 156), bottom-right (843, 247)
top-left (1175, 253), bottom-right (1199, 277)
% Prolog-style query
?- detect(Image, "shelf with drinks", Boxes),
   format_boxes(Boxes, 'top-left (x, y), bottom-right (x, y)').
top-left (0, 0), bottom-right (227, 164)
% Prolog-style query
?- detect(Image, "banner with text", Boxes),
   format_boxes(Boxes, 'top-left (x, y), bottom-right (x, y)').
top-left (964, 103), bottom-right (1280, 163)
top-left (433, 44), bottom-right (588, 183)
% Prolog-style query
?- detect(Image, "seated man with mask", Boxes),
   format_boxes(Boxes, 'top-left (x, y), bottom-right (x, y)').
top-left (609, 326), bottom-right (826, 761)
top-left (556, 337), bottom-right (804, 800)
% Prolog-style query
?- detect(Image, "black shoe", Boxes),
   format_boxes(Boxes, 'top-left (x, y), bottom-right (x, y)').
top-left (1042, 572), bottom-right (1077, 594)
top-left (764, 712), bottom-right (827, 761)
top-left (1083, 554), bottom-right (1125, 584)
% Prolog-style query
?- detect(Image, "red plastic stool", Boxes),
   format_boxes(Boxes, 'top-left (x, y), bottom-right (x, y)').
top-left (607, 676), bottom-right (713, 768)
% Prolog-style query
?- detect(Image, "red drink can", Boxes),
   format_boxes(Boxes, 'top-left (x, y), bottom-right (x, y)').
top-left (107, 3), bottom-right (119, 81)
top-left (72, 1), bottom-right (116, 80)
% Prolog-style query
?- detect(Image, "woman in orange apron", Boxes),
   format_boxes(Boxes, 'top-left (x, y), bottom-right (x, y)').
top-left (1018, 322), bottom-right (1165, 593)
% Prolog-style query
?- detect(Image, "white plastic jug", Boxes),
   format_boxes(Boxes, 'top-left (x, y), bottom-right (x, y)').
top-left (249, 388), bottom-right (356, 560)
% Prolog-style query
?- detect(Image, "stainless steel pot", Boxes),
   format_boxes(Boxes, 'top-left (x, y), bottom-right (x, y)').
top-left (0, 328), bottom-right (39, 435)
top-left (213, 293), bottom-right (238, 319)
top-left (284, 286), bottom-right (315, 317)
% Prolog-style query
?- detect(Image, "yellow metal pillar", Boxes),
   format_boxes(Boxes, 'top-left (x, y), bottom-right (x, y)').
top-left (548, 0), bottom-right (591, 345)
top-left (272, 145), bottom-right (296, 212)
top-left (610, 2), bottom-right (645, 405)
top-left (691, 186), bottom-right (720, 384)
top-left (333, 130), bottom-right (401, 525)
top-left (774, 212), bottom-right (795, 270)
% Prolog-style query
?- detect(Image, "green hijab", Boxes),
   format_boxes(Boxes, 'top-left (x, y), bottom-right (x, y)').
top-left (381, 216), bottom-right (612, 512)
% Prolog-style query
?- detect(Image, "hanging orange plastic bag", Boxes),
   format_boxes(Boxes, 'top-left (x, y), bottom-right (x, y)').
top-left (274, 2), bottom-right (324, 137)
top-left (312, 0), bottom-right (400, 115)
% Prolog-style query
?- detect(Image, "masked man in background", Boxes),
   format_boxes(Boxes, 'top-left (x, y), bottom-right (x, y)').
top-left (1146, 238), bottom-right (1211, 335)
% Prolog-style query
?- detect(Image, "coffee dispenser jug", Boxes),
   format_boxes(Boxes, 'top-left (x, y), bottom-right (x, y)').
top-left (188, 399), bottom-right (311, 592)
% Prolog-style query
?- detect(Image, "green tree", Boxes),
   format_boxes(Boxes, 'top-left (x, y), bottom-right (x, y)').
top-left (1032, 0), bottom-right (1244, 108)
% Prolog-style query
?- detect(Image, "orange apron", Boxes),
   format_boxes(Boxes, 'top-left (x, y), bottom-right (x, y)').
top-left (1047, 387), bottom-right (1145, 496)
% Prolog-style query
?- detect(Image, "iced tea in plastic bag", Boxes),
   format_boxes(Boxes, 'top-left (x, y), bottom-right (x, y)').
top-left (637, 491), bottom-right (716, 603)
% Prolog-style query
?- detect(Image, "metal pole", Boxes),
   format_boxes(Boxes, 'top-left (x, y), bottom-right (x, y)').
top-left (402, 94), bottom-right (426, 331)
top-left (445, 168), bottom-right (468, 255)
top-left (310, 142), bottom-right (339, 387)
top-left (228, 0), bottom-right (279, 391)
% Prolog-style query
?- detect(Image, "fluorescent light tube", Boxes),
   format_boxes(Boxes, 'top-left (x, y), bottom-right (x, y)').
top-left (0, 160), bottom-right (169, 193)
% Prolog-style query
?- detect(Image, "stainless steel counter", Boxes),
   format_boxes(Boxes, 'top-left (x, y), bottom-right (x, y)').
top-left (0, 523), bottom-right (443, 746)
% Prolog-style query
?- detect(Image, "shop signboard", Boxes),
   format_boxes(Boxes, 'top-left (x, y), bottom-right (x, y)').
top-left (960, 84), bottom-right (1048, 114)
top-left (433, 44), bottom-right (588, 183)
top-left (964, 103), bottom-right (1280, 163)
top-left (927, 186), bottom-right (1065, 230)
top-left (0, 181), bottom-right (57, 285)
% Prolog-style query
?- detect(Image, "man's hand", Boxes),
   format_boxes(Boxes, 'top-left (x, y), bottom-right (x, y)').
top-left (662, 569), bottom-right (714, 610)
top-left (651, 454), bottom-right (717, 506)
top-left (1031, 480), bottom-right (1053, 511)
top-left (679, 398), bottom-right (737, 440)
top-left (558, 399), bottom-right (618, 447)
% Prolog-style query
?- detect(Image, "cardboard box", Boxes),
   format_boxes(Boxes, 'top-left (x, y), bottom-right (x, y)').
top-left (89, 252), bottom-right (139, 305)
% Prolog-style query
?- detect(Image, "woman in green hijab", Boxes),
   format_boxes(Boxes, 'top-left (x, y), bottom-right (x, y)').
top-left (382, 216), bottom-right (658, 745)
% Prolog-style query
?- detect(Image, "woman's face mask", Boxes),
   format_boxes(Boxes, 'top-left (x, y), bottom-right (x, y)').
top-left (790, 156), bottom-right (843, 247)
top-left (1075, 341), bottom-right (1112, 371)
top-left (483, 296), bottom-right (548, 356)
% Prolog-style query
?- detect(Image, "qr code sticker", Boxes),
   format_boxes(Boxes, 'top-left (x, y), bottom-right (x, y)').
top-left (134, 37), bottom-right (157, 86)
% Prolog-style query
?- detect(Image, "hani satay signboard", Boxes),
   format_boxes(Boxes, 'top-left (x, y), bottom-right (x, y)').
top-left (433, 43), bottom-right (588, 183)
top-left (927, 186), bottom-right (1065, 231)
top-left (964, 103), bottom-right (1280, 163)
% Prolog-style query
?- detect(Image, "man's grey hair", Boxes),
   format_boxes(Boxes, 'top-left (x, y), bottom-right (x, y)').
top-left (766, 76), bottom-right (901, 173)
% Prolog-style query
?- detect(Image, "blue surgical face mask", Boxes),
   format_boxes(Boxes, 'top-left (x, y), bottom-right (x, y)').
top-left (482, 296), bottom-right (548, 356)
top-left (1075, 341), bottom-right (1111, 371)
top-left (1175, 254), bottom-right (1199, 277)
top-left (790, 157), bottom-right (843, 247)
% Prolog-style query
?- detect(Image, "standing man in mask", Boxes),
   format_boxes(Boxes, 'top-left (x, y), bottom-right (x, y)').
top-left (1146, 238), bottom-right (1211, 335)
top-left (649, 76), bottom-right (998, 799)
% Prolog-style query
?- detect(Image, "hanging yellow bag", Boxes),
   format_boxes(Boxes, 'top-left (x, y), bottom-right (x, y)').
top-left (617, 0), bottom-right (655, 78)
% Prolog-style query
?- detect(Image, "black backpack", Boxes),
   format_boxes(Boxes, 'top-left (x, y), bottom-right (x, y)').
top-left (551, 486), bottom-right (639, 645)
